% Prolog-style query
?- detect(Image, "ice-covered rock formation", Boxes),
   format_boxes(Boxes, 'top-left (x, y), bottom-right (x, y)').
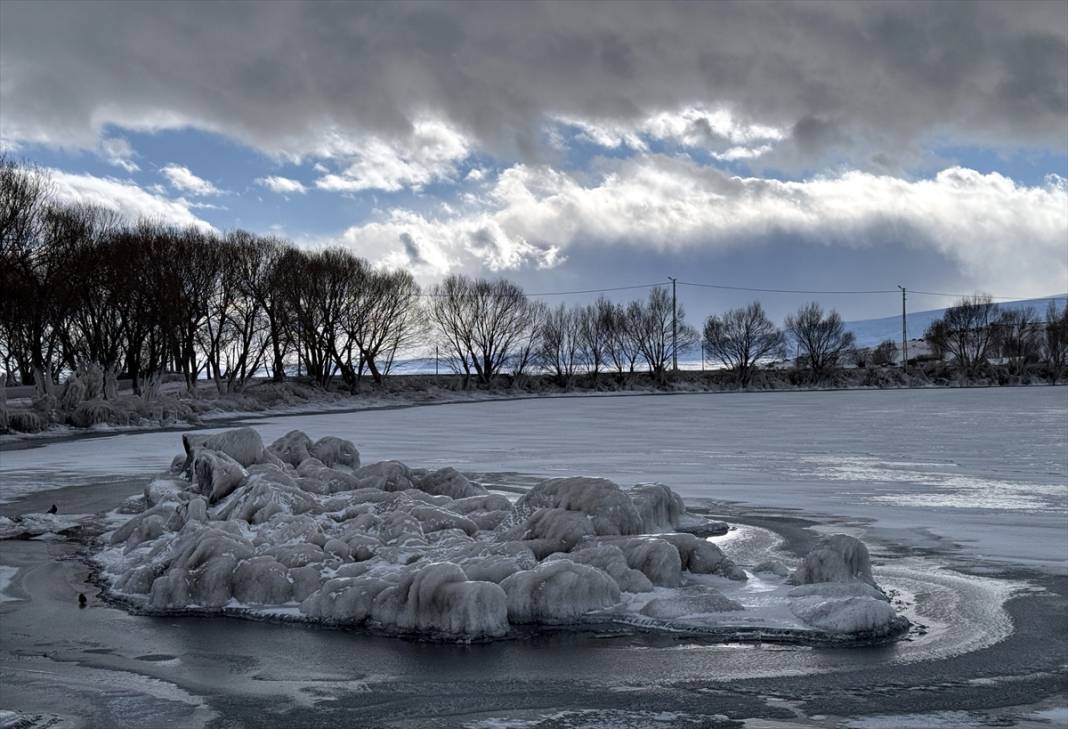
top-left (788, 534), bottom-right (876, 587)
top-left (92, 427), bottom-right (908, 643)
top-left (783, 534), bottom-right (906, 636)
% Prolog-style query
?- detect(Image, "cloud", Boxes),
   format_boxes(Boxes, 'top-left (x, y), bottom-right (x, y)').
top-left (398, 232), bottom-right (426, 265)
top-left (98, 136), bottom-right (139, 172)
top-left (256, 175), bottom-right (307, 194)
top-left (160, 164), bottom-right (222, 196)
top-left (334, 159), bottom-right (1067, 294)
top-left (557, 105), bottom-right (786, 155)
top-left (313, 119), bottom-right (470, 192)
top-left (47, 169), bottom-right (215, 231)
top-left (336, 207), bottom-right (561, 276)
top-left (2, 2), bottom-right (1063, 169)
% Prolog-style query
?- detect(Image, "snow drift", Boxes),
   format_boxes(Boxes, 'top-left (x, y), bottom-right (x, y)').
top-left (92, 427), bottom-right (908, 642)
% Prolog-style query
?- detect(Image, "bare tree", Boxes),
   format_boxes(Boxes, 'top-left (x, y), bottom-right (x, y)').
top-left (348, 268), bottom-right (423, 384)
top-left (578, 298), bottom-right (612, 383)
top-left (117, 223), bottom-right (180, 395)
top-left (995, 307), bottom-right (1039, 376)
top-left (167, 229), bottom-right (221, 394)
top-left (605, 302), bottom-right (641, 378)
top-left (1043, 300), bottom-right (1068, 384)
top-left (924, 295), bottom-right (999, 378)
top-left (631, 287), bottom-right (697, 383)
top-left (0, 155), bottom-right (49, 262)
top-left (540, 303), bottom-right (582, 387)
top-left (509, 300), bottom-right (547, 382)
top-left (702, 302), bottom-right (785, 388)
top-left (51, 205), bottom-right (127, 396)
top-left (234, 233), bottom-right (293, 383)
top-left (429, 275), bottom-right (534, 388)
top-left (871, 339), bottom-right (898, 367)
top-left (785, 302), bottom-right (856, 381)
top-left (429, 275), bottom-right (477, 387)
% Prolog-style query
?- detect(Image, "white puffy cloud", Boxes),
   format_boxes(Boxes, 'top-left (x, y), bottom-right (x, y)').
top-left (559, 105), bottom-right (784, 150)
top-left (334, 158), bottom-right (1068, 294)
top-left (160, 164), bottom-right (222, 196)
top-left (552, 105), bottom-right (787, 162)
top-left (48, 170), bottom-right (214, 230)
top-left (314, 119), bottom-right (470, 193)
top-left (337, 209), bottom-right (562, 275)
top-left (256, 175), bottom-right (307, 194)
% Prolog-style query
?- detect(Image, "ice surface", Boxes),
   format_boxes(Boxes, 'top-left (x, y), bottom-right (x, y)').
top-left (93, 427), bottom-right (907, 642)
top-left (0, 565), bottom-right (18, 602)
top-left (4, 388), bottom-right (1062, 573)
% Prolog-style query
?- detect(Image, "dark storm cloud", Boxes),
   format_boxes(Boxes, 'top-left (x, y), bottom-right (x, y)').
top-left (1, 0), bottom-right (1065, 162)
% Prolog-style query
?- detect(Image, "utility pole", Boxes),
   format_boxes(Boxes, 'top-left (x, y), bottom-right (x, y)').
top-left (897, 285), bottom-right (908, 373)
top-left (434, 345), bottom-right (439, 377)
top-left (668, 277), bottom-right (678, 373)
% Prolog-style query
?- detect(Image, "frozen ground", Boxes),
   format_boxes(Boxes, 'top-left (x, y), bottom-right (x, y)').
top-left (1, 387), bottom-right (1066, 727)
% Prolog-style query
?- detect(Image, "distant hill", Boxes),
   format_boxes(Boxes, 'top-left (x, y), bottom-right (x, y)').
top-left (845, 295), bottom-right (1068, 348)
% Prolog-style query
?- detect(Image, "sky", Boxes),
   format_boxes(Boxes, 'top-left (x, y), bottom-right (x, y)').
top-left (1, 0), bottom-right (1066, 321)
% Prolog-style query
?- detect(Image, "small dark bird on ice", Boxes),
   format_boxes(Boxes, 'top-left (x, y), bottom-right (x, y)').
top-left (78, 593), bottom-right (87, 608)
top-left (47, 504), bottom-right (57, 514)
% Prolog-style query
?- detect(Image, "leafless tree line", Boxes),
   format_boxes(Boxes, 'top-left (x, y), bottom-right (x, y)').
top-left (701, 295), bottom-right (1068, 387)
top-left (924, 295), bottom-right (1068, 382)
top-left (0, 159), bottom-right (422, 398)
top-left (4, 159), bottom-right (1066, 402)
top-left (701, 301), bottom-right (858, 386)
top-left (0, 159), bottom-right (698, 397)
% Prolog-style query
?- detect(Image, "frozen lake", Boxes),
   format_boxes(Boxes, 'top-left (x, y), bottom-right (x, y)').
top-left (2, 387), bottom-right (1066, 572)
top-left (2, 386), bottom-right (1066, 727)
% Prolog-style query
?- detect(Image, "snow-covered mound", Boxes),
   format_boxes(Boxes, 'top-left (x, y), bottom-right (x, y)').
top-left (92, 427), bottom-right (909, 643)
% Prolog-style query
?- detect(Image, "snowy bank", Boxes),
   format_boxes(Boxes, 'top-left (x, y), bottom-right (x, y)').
top-left (83, 427), bottom-right (908, 643)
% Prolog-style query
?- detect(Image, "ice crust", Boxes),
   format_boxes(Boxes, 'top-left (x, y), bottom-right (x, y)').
top-left (93, 427), bottom-right (908, 642)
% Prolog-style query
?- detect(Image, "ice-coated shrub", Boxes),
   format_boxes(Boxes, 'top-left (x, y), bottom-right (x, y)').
top-left (310, 436), bottom-right (360, 469)
top-left (788, 582), bottom-right (898, 634)
top-left (58, 375), bottom-right (86, 412)
top-left (268, 430), bottom-right (314, 467)
top-left (204, 427), bottom-right (269, 467)
top-left (69, 399), bottom-right (127, 428)
top-left (508, 507), bottom-right (595, 556)
top-left (192, 449), bottom-right (248, 503)
top-left (657, 532), bottom-right (746, 580)
top-left (545, 544), bottom-right (652, 593)
top-left (414, 467), bottom-right (487, 499)
top-left (639, 586), bottom-right (744, 618)
top-left (516, 477), bottom-right (643, 536)
top-left (370, 562), bottom-right (509, 638)
top-left (592, 536), bottom-right (684, 587)
top-left (7, 409), bottom-right (47, 433)
top-left (788, 534), bottom-right (876, 587)
top-left (501, 560), bottom-right (620, 623)
top-left (627, 483), bottom-right (685, 532)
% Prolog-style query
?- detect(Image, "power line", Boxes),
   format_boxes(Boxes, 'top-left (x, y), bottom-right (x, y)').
top-left (908, 290), bottom-right (1067, 302)
top-left (412, 277), bottom-right (1066, 302)
top-left (416, 282), bottom-right (662, 298)
top-left (674, 283), bottom-right (901, 298)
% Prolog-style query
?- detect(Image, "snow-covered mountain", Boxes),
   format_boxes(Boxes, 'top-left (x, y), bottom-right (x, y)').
top-left (845, 295), bottom-right (1068, 348)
